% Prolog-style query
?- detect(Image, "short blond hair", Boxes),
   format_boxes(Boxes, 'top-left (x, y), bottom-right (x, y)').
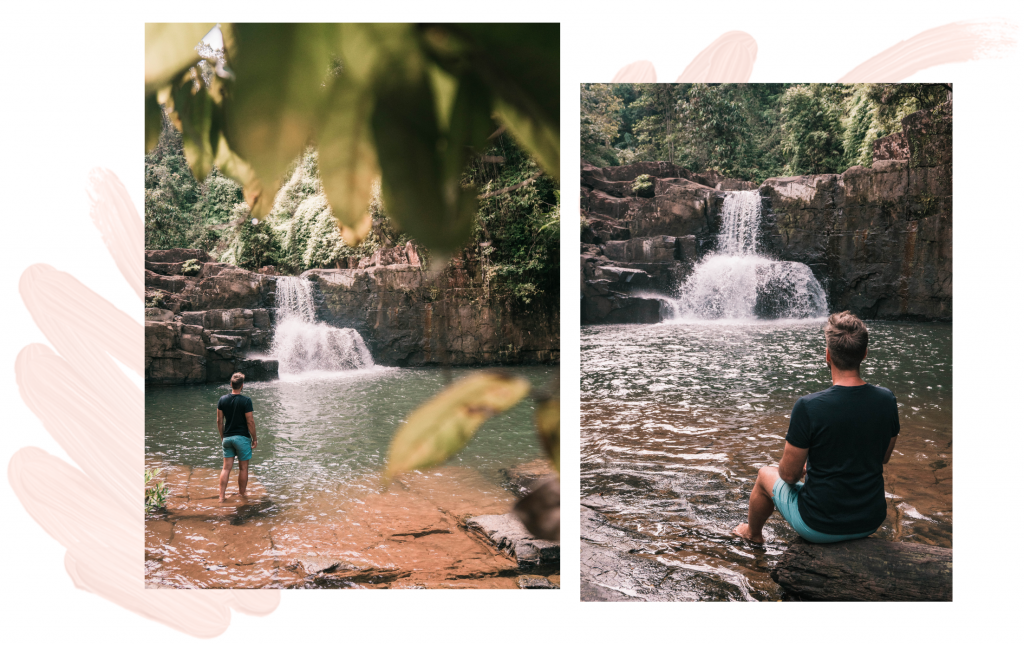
top-left (230, 372), bottom-right (245, 389)
top-left (824, 311), bottom-right (868, 371)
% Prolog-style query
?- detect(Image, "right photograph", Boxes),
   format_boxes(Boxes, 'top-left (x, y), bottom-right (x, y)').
top-left (579, 83), bottom-right (952, 601)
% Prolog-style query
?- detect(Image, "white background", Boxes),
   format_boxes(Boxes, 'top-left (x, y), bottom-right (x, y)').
top-left (1, 1), bottom-right (1021, 642)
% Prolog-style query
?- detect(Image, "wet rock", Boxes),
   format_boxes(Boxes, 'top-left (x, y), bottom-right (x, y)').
top-left (180, 333), bottom-right (206, 356)
top-left (517, 575), bottom-right (558, 589)
top-left (466, 513), bottom-right (559, 569)
top-left (501, 459), bottom-right (555, 498)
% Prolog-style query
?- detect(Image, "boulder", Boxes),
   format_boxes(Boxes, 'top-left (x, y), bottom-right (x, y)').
top-left (144, 308), bottom-right (174, 322)
top-left (466, 513), bottom-right (559, 570)
top-left (771, 539), bottom-right (952, 601)
top-left (144, 321), bottom-right (179, 357)
top-left (517, 575), bottom-right (558, 589)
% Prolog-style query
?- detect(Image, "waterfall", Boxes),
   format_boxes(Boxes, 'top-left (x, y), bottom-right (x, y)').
top-left (272, 277), bottom-right (374, 373)
top-left (672, 191), bottom-right (828, 320)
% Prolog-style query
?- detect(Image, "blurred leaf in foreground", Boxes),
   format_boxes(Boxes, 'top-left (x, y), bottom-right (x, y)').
top-left (144, 23), bottom-right (215, 93)
top-left (535, 397), bottom-right (560, 472)
top-left (386, 372), bottom-right (531, 478)
top-left (513, 477), bottom-right (559, 541)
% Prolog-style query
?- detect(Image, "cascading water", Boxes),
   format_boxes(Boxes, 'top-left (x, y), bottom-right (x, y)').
top-left (672, 191), bottom-right (828, 320)
top-left (272, 276), bottom-right (374, 373)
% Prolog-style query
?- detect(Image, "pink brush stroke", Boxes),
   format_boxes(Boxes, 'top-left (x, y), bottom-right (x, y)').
top-left (8, 169), bottom-right (279, 638)
top-left (612, 20), bottom-right (1014, 83)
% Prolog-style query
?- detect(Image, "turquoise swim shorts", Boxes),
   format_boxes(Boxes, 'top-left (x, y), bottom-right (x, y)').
top-left (772, 479), bottom-right (875, 544)
top-left (222, 435), bottom-right (252, 461)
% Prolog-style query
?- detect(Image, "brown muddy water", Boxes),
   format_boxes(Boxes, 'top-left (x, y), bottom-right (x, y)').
top-left (580, 320), bottom-right (951, 601)
top-left (145, 365), bottom-right (557, 589)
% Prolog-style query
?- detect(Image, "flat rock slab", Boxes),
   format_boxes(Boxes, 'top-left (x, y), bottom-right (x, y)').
top-left (771, 538), bottom-right (952, 601)
top-left (517, 574), bottom-right (559, 589)
top-left (466, 513), bottom-right (559, 569)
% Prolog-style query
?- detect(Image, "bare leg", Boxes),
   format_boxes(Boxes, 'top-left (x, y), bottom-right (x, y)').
top-left (238, 460), bottom-right (249, 502)
top-left (219, 457), bottom-right (234, 502)
top-left (734, 466), bottom-right (780, 544)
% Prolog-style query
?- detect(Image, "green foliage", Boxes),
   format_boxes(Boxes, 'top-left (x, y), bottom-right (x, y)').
top-left (180, 259), bottom-right (202, 276)
top-left (145, 23), bottom-right (559, 254)
top-left (466, 135), bottom-right (559, 307)
top-left (581, 83), bottom-right (624, 167)
top-left (145, 293), bottom-right (166, 309)
top-left (632, 174), bottom-right (654, 198)
top-left (581, 82), bottom-right (950, 183)
top-left (145, 468), bottom-right (168, 511)
top-left (779, 84), bottom-right (847, 175)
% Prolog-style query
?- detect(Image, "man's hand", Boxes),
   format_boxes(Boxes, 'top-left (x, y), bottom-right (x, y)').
top-left (251, 437), bottom-right (258, 450)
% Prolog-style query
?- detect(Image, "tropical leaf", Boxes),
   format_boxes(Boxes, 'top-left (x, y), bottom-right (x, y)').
top-left (144, 23), bottom-right (215, 94)
top-left (494, 97), bottom-right (560, 180)
top-left (317, 72), bottom-right (379, 246)
top-left (167, 75), bottom-right (219, 181)
top-left (385, 372), bottom-right (531, 478)
top-left (222, 23), bottom-right (337, 218)
top-left (535, 397), bottom-right (560, 472)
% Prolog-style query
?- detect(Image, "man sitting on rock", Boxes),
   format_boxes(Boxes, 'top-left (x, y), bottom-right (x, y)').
top-left (733, 311), bottom-right (899, 544)
top-left (217, 372), bottom-right (258, 503)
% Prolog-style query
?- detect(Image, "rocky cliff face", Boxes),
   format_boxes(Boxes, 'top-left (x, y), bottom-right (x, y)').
top-left (305, 253), bottom-right (559, 366)
top-left (580, 101), bottom-right (952, 323)
top-left (759, 102), bottom-right (952, 320)
top-left (145, 247), bottom-right (559, 385)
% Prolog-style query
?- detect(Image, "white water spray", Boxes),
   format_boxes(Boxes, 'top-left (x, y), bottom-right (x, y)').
top-left (272, 277), bottom-right (374, 373)
top-left (672, 191), bottom-right (828, 320)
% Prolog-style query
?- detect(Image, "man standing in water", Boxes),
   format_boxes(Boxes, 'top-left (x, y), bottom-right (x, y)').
top-left (217, 372), bottom-right (258, 503)
top-left (733, 311), bottom-right (899, 544)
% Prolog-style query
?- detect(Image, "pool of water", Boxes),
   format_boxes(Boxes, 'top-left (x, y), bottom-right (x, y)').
top-left (147, 365), bottom-right (556, 518)
top-left (580, 320), bottom-right (951, 601)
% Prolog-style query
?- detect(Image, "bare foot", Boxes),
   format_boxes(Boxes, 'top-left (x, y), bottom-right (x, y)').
top-left (218, 496), bottom-right (226, 503)
top-left (733, 523), bottom-right (764, 544)
top-left (238, 493), bottom-right (249, 504)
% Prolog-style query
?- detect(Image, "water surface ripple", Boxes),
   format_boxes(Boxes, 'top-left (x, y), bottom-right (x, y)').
top-left (581, 320), bottom-right (951, 601)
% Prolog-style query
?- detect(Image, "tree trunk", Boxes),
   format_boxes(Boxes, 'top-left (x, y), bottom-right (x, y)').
top-left (771, 538), bottom-right (951, 601)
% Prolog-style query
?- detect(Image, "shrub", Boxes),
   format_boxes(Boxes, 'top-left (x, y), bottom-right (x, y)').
top-left (145, 468), bottom-right (168, 511)
top-left (145, 293), bottom-right (165, 309)
top-left (632, 174), bottom-right (655, 198)
top-left (180, 258), bottom-right (202, 276)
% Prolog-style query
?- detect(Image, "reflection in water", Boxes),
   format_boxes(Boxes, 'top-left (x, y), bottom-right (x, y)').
top-left (146, 365), bottom-right (555, 588)
top-left (581, 320), bottom-right (951, 601)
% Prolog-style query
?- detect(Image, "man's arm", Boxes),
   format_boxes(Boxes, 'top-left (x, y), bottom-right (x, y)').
top-left (246, 411), bottom-right (257, 449)
top-left (216, 409), bottom-right (224, 439)
top-left (778, 441), bottom-right (809, 485)
top-left (883, 436), bottom-right (898, 464)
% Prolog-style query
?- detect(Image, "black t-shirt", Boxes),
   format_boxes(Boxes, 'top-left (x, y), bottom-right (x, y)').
top-left (218, 393), bottom-right (254, 439)
top-left (785, 384), bottom-right (900, 535)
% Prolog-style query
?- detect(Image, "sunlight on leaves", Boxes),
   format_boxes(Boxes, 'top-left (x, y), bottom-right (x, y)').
top-left (144, 23), bottom-right (215, 93)
top-left (385, 372), bottom-right (531, 478)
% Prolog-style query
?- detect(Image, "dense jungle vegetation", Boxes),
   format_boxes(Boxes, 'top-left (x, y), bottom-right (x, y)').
top-left (581, 82), bottom-right (950, 183)
top-left (145, 119), bottom-right (559, 307)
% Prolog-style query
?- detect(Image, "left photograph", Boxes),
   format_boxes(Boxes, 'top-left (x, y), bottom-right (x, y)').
top-left (144, 23), bottom-right (560, 589)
